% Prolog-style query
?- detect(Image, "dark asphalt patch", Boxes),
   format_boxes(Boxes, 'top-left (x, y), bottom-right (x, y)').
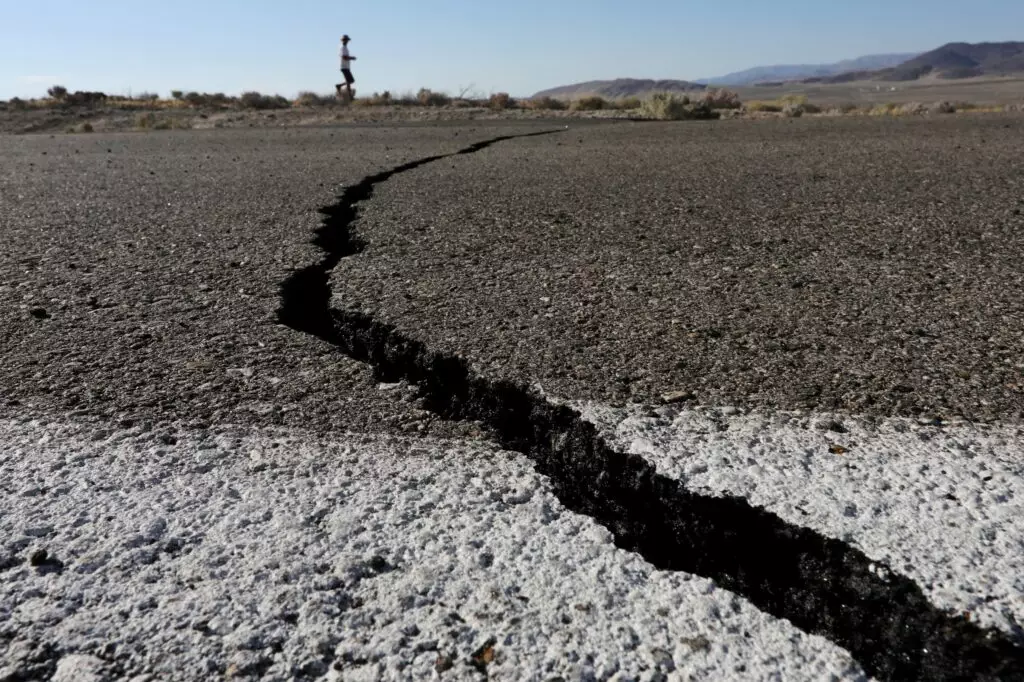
top-left (0, 125), bottom-right (535, 437)
top-left (338, 115), bottom-right (1024, 423)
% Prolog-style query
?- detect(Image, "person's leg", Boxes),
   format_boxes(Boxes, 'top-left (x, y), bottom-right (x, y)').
top-left (343, 69), bottom-right (355, 96)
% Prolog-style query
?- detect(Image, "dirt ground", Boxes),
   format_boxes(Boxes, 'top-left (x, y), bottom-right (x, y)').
top-left (0, 103), bottom-right (629, 136)
top-left (736, 74), bottom-right (1024, 106)
top-left (2, 74), bottom-right (1023, 135)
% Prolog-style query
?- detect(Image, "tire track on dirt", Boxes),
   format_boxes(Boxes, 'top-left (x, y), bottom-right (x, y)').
top-left (277, 129), bottom-right (1024, 681)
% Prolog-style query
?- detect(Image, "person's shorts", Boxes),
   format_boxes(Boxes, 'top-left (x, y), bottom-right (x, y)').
top-left (341, 68), bottom-right (355, 85)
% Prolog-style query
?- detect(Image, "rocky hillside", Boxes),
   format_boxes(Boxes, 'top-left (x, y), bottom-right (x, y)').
top-left (533, 79), bottom-right (705, 99)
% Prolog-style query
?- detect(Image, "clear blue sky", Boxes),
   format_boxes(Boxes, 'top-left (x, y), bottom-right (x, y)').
top-left (2, 0), bottom-right (1022, 99)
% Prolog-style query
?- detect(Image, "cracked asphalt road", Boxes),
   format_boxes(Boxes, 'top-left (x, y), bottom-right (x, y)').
top-left (0, 123), bottom-right (552, 437)
top-left (6, 117), bottom-right (1023, 432)
top-left (3, 116), bottom-right (1024, 680)
top-left (337, 115), bottom-right (1024, 423)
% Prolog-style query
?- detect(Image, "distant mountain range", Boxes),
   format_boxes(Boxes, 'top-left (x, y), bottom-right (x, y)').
top-left (879, 42), bottom-right (1024, 81)
top-left (697, 53), bottom-right (918, 86)
top-left (533, 42), bottom-right (1024, 97)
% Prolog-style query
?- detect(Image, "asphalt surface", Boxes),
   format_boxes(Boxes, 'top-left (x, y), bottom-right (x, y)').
top-left (6, 117), bottom-right (1023, 431)
top-left (0, 123), bottom-right (555, 437)
top-left (338, 115), bottom-right (1024, 423)
top-left (3, 117), bottom-right (1024, 680)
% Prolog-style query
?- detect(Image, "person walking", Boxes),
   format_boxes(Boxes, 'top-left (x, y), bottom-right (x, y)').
top-left (336, 35), bottom-right (357, 99)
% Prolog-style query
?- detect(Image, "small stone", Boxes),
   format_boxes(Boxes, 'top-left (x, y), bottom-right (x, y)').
top-left (0, 553), bottom-right (24, 571)
top-left (53, 654), bottom-right (106, 682)
top-left (815, 419), bottom-right (847, 433)
top-left (470, 638), bottom-right (497, 672)
top-left (651, 648), bottom-right (675, 671)
top-left (434, 653), bottom-right (455, 673)
top-left (29, 549), bottom-right (49, 566)
top-left (24, 525), bottom-right (55, 538)
top-left (29, 307), bottom-right (50, 319)
top-left (681, 634), bottom-right (711, 652)
top-left (829, 444), bottom-right (849, 455)
top-left (661, 390), bottom-right (696, 404)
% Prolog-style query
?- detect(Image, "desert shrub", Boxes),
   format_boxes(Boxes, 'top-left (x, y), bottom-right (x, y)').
top-left (615, 96), bottom-right (643, 110)
top-left (136, 92), bottom-right (160, 102)
top-left (699, 88), bottom-right (742, 109)
top-left (744, 100), bottom-right (783, 113)
top-left (641, 93), bottom-right (719, 121)
top-left (571, 95), bottom-right (607, 111)
top-left (380, 91), bottom-right (414, 106)
top-left (867, 102), bottom-right (900, 116)
top-left (489, 92), bottom-right (513, 110)
top-left (53, 91), bottom-right (108, 106)
top-left (358, 91), bottom-right (393, 106)
top-left (782, 103), bottom-right (803, 118)
top-left (81, 122), bottom-right (94, 133)
top-left (828, 103), bottom-right (860, 115)
top-left (294, 91), bottom-right (333, 107)
top-left (136, 112), bottom-right (156, 128)
top-left (641, 92), bottom-right (688, 119)
top-left (170, 90), bottom-right (184, 100)
top-left (9, 97), bottom-right (26, 110)
top-left (206, 92), bottom-right (232, 107)
top-left (931, 101), bottom-right (956, 114)
top-left (417, 88), bottom-right (451, 106)
top-left (47, 85), bottom-right (68, 100)
top-left (239, 91), bottom-right (290, 110)
top-left (523, 96), bottom-right (566, 110)
top-left (898, 102), bottom-right (928, 115)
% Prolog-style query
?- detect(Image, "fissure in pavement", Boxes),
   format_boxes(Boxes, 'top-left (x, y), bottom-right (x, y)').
top-left (278, 130), bottom-right (1024, 681)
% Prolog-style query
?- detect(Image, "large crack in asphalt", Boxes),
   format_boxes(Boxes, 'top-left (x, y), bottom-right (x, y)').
top-left (278, 130), bottom-right (1024, 681)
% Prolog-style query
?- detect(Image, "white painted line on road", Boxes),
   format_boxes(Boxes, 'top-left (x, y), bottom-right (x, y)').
top-left (576, 402), bottom-right (1024, 641)
top-left (0, 418), bottom-right (867, 681)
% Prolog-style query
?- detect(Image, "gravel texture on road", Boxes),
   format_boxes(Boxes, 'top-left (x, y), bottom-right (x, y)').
top-left (335, 115), bottom-right (1024, 423)
top-left (0, 418), bottom-right (868, 681)
top-left (0, 124), bottom-right (551, 437)
top-left (576, 401), bottom-right (1024, 641)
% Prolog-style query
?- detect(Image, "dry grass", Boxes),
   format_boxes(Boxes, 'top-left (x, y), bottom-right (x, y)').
top-left (239, 92), bottom-right (290, 110)
top-left (133, 112), bottom-right (191, 130)
top-left (640, 93), bottom-right (722, 121)
top-left (571, 95), bottom-right (608, 111)
top-left (7, 83), bottom-right (1021, 130)
top-left (417, 88), bottom-right (451, 107)
top-left (489, 92), bottom-right (513, 110)
top-left (294, 91), bottom-right (336, 107)
top-left (640, 93), bottom-right (689, 120)
top-left (522, 96), bottom-right (567, 111)
top-left (699, 88), bottom-right (742, 110)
